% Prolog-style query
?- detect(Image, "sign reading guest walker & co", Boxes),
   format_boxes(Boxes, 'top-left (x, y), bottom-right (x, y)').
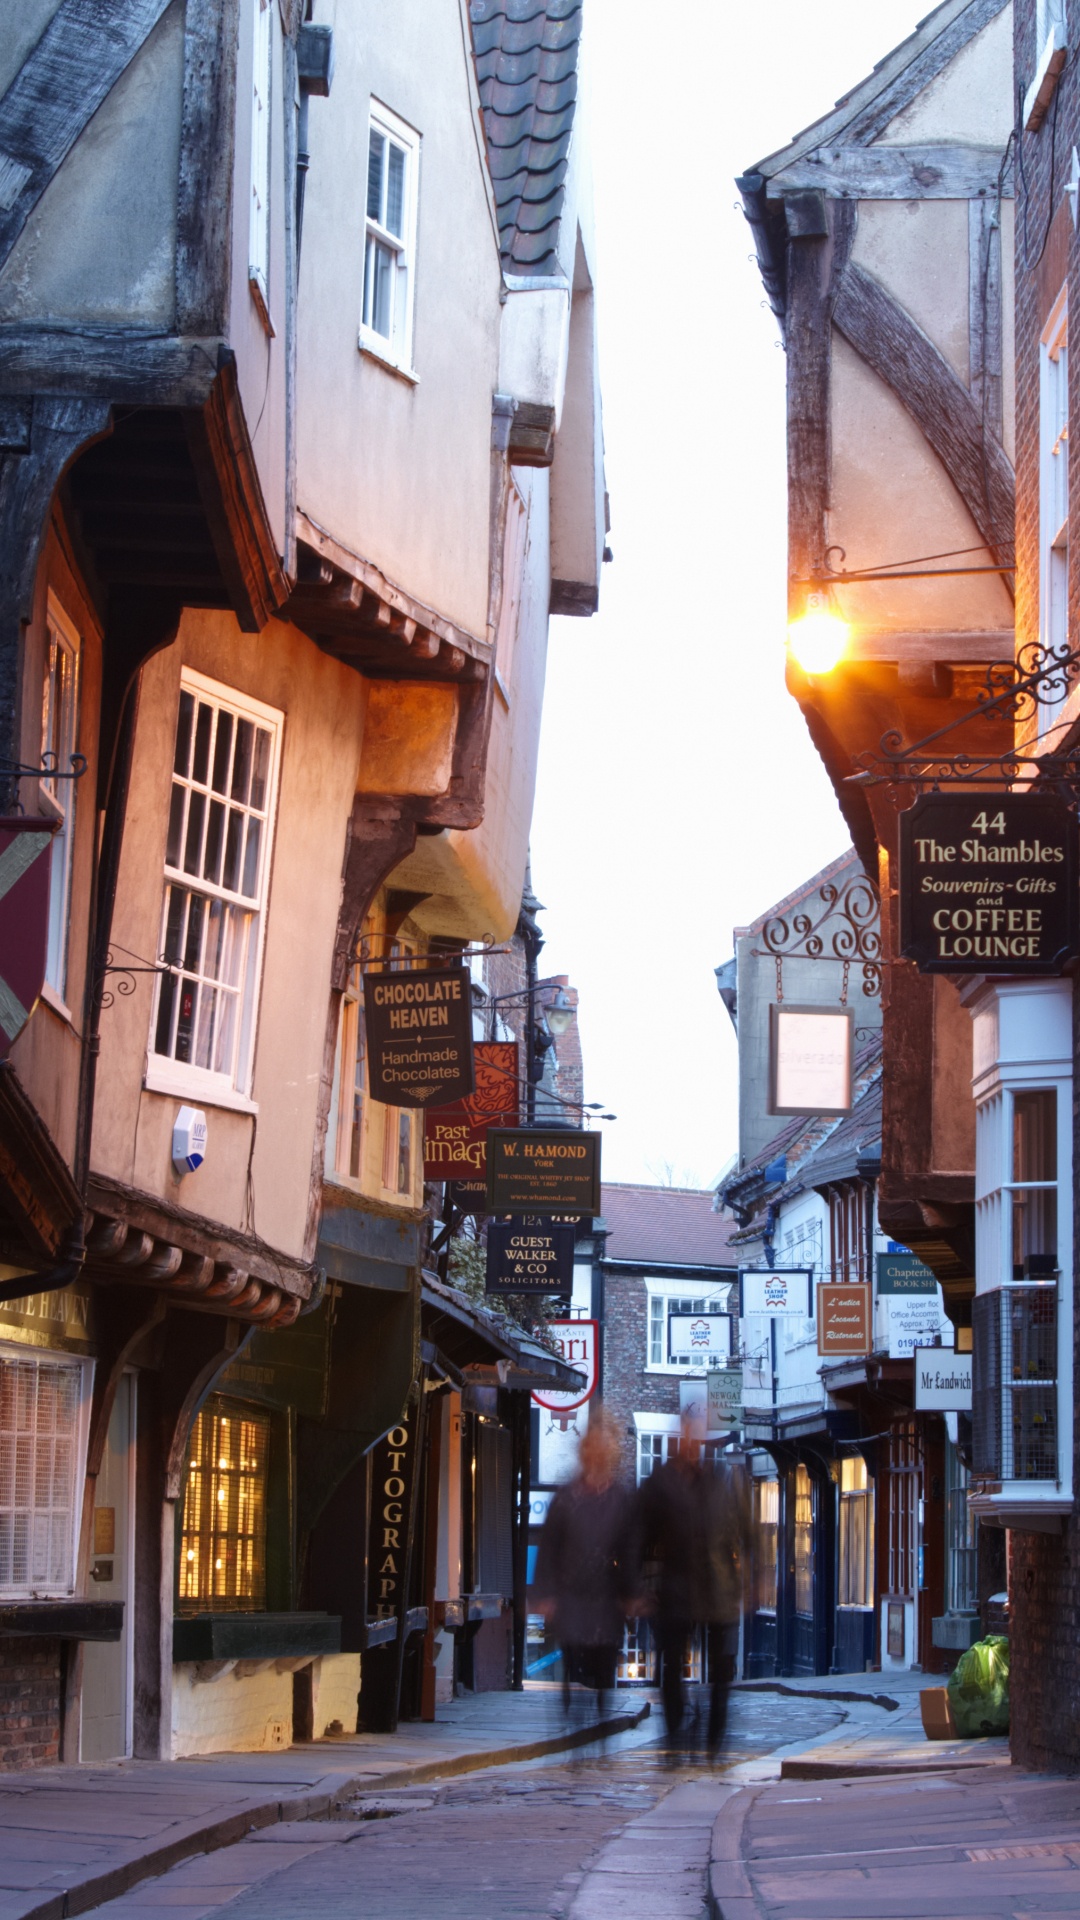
top-left (485, 1219), bottom-right (575, 1295)
top-left (899, 793), bottom-right (1079, 974)
top-left (364, 963), bottom-right (475, 1109)
top-left (486, 1127), bottom-right (601, 1214)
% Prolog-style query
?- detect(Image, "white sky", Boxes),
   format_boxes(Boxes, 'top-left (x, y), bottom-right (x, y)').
top-left (529, 0), bottom-right (932, 1187)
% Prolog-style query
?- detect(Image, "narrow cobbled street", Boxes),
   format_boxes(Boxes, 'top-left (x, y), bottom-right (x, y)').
top-left (75, 1693), bottom-right (844, 1920)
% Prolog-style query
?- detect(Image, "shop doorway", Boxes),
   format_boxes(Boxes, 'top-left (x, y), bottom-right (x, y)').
top-left (81, 1373), bottom-right (135, 1760)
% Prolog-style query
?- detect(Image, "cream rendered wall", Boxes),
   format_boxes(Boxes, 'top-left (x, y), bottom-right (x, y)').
top-left (874, 4), bottom-right (1014, 149)
top-left (850, 202), bottom-right (971, 385)
top-left (92, 612), bottom-right (366, 1259)
top-left (0, 1), bottom-right (184, 328)
top-left (828, 334), bottom-right (1015, 635)
top-left (296, 0), bottom-right (502, 639)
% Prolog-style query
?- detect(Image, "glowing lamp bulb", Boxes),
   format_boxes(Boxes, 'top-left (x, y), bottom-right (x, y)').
top-left (787, 595), bottom-right (850, 675)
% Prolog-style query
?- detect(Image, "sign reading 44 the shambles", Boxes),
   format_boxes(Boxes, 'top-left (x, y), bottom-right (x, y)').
top-left (899, 793), bottom-right (1079, 974)
top-left (364, 964), bottom-right (474, 1109)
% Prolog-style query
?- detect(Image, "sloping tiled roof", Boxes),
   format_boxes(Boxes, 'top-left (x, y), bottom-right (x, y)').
top-left (469, 0), bottom-right (581, 276)
top-left (600, 1184), bottom-right (738, 1269)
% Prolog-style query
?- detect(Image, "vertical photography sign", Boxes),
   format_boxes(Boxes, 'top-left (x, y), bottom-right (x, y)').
top-left (899, 792), bottom-right (1080, 974)
top-left (424, 1039), bottom-right (519, 1208)
top-left (364, 964), bottom-right (475, 1109)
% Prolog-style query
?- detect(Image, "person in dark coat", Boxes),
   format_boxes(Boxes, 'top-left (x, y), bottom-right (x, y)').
top-left (638, 1409), bottom-right (751, 1758)
top-left (533, 1406), bottom-right (637, 1717)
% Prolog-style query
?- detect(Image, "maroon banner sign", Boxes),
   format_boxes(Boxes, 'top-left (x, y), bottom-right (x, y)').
top-left (0, 819), bottom-right (56, 1059)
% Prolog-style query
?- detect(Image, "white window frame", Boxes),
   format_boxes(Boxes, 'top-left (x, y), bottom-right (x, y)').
top-left (326, 956), bottom-right (367, 1186)
top-left (644, 1276), bottom-right (732, 1374)
top-left (1025, 1), bottom-right (1068, 128)
top-left (248, 0), bottom-right (274, 333)
top-left (632, 1411), bottom-right (680, 1485)
top-left (1038, 290), bottom-right (1068, 742)
top-left (146, 670), bottom-right (282, 1109)
top-left (360, 101), bottom-right (420, 376)
top-left (0, 1343), bottom-right (93, 1601)
top-left (40, 593), bottom-right (81, 1006)
top-left (965, 977), bottom-right (1074, 1522)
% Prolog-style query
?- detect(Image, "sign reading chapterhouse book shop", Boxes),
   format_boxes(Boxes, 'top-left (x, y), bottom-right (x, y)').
top-left (485, 1219), bottom-right (575, 1295)
top-left (364, 964), bottom-right (475, 1109)
top-left (486, 1127), bottom-right (602, 1215)
top-left (899, 793), bottom-right (1080, 975)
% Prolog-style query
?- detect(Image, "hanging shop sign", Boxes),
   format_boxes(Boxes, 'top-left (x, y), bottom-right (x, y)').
top-left (706, 1366), bottom-right (744, 1432)
top-left (816, 1282), bottom-right (872, 1357)
top-left (899, 793), bottom-right (1080, 975)
top-left (739, 1269), bottom-right (812, 1318)
top-left (424, 1040), bottom-right (519, 1188)
top-left (768, 1004), bottom-right (854, 1117)
top-left (0, 818), bottom-right (56, 1060)
top-left (367, 1404), bottom-right (420, 1623)
top-left (531, 1318), bottom-right (597, 1413)
top-left (364, 964), bottom-right (475, 1109)
top-left (485, 1219), bottom-right (575, 1295)
top-left (486, 1127), bottom-right (601, 1216)
top-left (914, 1347), bottom-right (972, 1411)
top-left (0, 1271), bottom-right (95, 1354)
top-left (876, 1251), bottom-right (937, 1295)
top-left (668, 1313), bottom-right (733, 1363)
top-left (887, 1293), bottom-right (954, 1359)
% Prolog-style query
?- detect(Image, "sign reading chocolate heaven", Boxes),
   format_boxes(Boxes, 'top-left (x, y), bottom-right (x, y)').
top-left (485, 1219), bottom-right (575, 1294)
top-left (899, 793), bottom-right (1080, 974)
top-left (363, 964), bottom-right (474, 1109)
top-left (486, 1127), bottom-right (601, 1215)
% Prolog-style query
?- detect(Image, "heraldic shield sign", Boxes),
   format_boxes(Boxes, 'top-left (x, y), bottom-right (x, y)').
top-left (0, 819), bottom-right (56, 1059)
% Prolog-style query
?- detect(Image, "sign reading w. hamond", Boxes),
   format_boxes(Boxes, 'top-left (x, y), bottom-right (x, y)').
top-left (899, 793), bottom-right (1080, 974)
top-left (486, 1127), bottom-right (601, 1215)
top-left (363, 964), bottom-right (475, 1110)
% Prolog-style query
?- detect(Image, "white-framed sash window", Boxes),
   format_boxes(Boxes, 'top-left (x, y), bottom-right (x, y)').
top-left (361, 103), bottom-right (420, 372)
top-left (40, 594), bottom-right (81, 1002)
top-left (0, 1345), bottom-right (92, 1599)
top-left (645, 1277), bottom-right (732, 1372)
top-left (149, 672), bottom-right (282, 1103)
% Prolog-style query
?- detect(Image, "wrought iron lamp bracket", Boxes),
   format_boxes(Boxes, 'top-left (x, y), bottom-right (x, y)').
top-left (97, 948), bottom-right (175, 1012)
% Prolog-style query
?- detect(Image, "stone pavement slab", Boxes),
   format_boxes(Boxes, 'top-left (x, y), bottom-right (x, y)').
top-left (0, 1687), bottom-right (651, 1920)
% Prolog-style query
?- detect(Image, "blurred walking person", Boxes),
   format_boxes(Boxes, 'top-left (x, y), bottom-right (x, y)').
top-left (638, 1408), bottom-right (751, 1759)
top-left (533, 1407), bottom-right (637, 1719)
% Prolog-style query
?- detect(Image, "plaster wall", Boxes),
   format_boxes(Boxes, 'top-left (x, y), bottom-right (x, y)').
top-left (297, 0), bottom-right (502, 639)
top-left (875, 4), bottom-right (1014, 148)
top-left (92, 611), bottom-right (366, 1259)
top-left (230, 0), bottom-right (289, 560)
top-left (828, 333), bottom-right (1015, 633)
top-left (0, 1), bottom-right (183, 329)
top-left (850, 201), bottom-right (970, 384)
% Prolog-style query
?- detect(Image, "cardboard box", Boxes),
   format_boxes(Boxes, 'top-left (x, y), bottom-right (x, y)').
top-left (920, 1686), bottom-right (957, 1740)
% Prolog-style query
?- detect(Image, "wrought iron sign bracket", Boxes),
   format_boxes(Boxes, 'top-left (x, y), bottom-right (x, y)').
top-left (751, 871), bottom-right (881, 999)
top-left (97, 947), bottom-right (175, 1012)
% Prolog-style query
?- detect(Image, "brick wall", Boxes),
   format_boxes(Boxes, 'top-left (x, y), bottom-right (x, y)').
top-left (601, 1266), bottom-right (682, 1484)
top-left (0, 1638), bottom-right (62, 1769)
top-left (1008, 0), bottom-right (1080, 1773)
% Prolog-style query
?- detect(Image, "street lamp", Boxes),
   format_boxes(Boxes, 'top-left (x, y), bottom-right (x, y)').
top-left (787, 589), bottom-right (850, 676)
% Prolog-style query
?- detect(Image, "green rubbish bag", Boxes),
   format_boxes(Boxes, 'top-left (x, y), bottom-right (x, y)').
top-left (946, 1635), bottom-right (1009, 1737)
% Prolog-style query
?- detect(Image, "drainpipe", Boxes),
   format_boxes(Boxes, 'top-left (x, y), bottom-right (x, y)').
top-left (296, 24), bottom-right (335, 262)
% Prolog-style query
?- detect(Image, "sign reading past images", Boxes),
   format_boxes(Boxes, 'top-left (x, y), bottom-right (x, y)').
top-left (486, 1127), bottom-right (601, 1216)
top-left (739, 1269), bottom-right (812, 1318)
top-left (876, 1250), bottom-right (937, 1295)
top-left (817, 1282), bottom-right (872, 1357)
top-left (424, 1041), bottom-right (519, 1195)
top-left (485, 1219), bottom-right (575, 1295)
top-left (899, 793), bottom-right (1080, 975)
top-left (769, 1005), bottom-right (854, 1116)
top-left (364, 964), bottom-right (475, 1109)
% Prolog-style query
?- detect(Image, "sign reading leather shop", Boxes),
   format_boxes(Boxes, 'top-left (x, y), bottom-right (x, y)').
top-left (364, 964), bottom-right (474, 1109)
top-left (899, 793), bottom-right (1080, 974)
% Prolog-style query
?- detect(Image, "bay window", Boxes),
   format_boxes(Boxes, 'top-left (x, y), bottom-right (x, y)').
top-left (0, 1347), bottom-right (90, 1599)
top-left (178, 1397), bottom-right (270, 1612)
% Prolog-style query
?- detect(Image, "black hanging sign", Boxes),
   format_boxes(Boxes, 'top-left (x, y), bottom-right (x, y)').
top-left (485, 1219), bottom-right (576, 1295)
top-left (899, 793), bottom-right (1080, 974)
top-left (486, 1127), bottom-right (601, 1215)
top-left (363, 964), bottom-right (475, 1109)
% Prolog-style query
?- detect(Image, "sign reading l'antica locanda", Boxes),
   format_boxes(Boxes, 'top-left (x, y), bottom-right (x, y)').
top-left (363, 963), bottom-right (475, 1109)
top-left (899, 793), bottom-right (1080, 974)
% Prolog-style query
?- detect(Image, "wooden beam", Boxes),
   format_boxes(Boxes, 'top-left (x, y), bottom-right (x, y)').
top-left (769, 145), bottom-right (1012, 200)
top-left (969, 197), bottom-right (1004, 442)
top-left (0, 332), bottom-right (219, 405)
top-left (833, 262), bottom-right (1014, 566)
top-left (0, 0), bottom-right (173, 272)
top-left (786, 200), bottom-right (856, 587)
top-left (844, 0), bottom-right (1011, 145)
top-left (846, 628), bottom-right (1013, 664)
top-left (176, 0), bottom-right (241, 334)
top-left (184, 358), bottom-right (289, 632)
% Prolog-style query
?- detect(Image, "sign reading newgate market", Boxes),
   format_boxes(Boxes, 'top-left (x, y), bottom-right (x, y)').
top-left (486, 1127), bottom-right (601, 1215)
top-left (899, 793), bottom-right (1080, 975)
top-left (364, 964), bottom-right (474, 1109)
top-left (486, 1219), bottom-right (575, 1295)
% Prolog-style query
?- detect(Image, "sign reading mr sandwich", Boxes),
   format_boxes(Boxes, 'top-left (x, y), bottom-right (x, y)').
top-left (899, 793), bottom-right (1080, 974)
top-left (486, 1127), bottom-right (601, 1215)
top-left (364, 964), bottom-right (474, 1109)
